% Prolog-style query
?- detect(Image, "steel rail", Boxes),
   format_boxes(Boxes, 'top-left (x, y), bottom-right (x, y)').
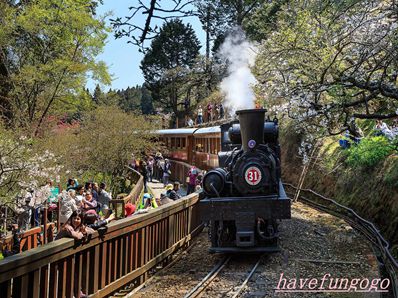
top-left (184, 254), bottom-right (265, 298)
top-left (230, 255), bottom-right (264, 298)
top-left (184, 256), bottom-right (231, 298)
top-left (284, 183), bottom-right (398, 298)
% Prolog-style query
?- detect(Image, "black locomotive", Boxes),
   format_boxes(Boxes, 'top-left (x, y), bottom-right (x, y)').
top-left (200, 109), bottom-right (291, 252)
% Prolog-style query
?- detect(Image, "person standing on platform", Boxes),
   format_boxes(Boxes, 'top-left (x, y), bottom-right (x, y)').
top-left (140, 160), bottom-right (149, 192)
top-left (98, 182), bottom-right (112, 217)
top-left (147, 156), bottom-right (154, 182)
top-left (197, 105), bottom-right (203, 124)
top-left (207, 103), bottom-right (213, 122)
top-left (154, 152), bottom-right (163, 181)
top-left (186, 166), bottom-right (199, 195)
top-left (162, 159), bottom-right (171, 186)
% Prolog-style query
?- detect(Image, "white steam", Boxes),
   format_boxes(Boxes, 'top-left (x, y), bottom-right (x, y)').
top-left (219, 29), bottom-right (258, 113)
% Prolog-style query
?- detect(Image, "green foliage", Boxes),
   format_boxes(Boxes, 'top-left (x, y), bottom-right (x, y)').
top-left (243, 0), bottom-right (288, 41)
top-left (116, 86), bottom-right (142, 112)
top-left (36, 106), bottom-right (161, 194)
top-left (383, 158), bottom-right (398, 188)
top-left (346, 137), bottom-right (393, 168)
top-left (0, 0), bottom-right (110, 132)
top-left (140, 85), bottom-right (154, 114)
top-left (140, 19), bottom-right (201, 114)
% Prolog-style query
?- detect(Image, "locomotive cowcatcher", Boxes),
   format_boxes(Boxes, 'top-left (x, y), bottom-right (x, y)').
top-left (200, 109), bottom-right (291, 253)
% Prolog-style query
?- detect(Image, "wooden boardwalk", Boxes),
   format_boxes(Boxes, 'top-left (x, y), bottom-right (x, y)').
top-left (147, 181), bottom-right (165, 199)
top-left (147, 180), bottom-right (187, 199)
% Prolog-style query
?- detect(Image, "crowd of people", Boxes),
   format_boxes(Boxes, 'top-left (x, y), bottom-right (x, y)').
top-left (339, 118), bottom-right (398, 149)
top-left (127, 151), bottom-right (203, 212)
top-left (195, 103), bottom-right (224, 125)
top-left (162, 102), bottom-right (226, 129)
top-left (0, 178), bottom-right (116, 259)
top-left (130, 164), bottom-right (203, 215)
top-left (1, 149), bottom-right (205, 262)
top-left (374, 119), bottom-right (398, 140)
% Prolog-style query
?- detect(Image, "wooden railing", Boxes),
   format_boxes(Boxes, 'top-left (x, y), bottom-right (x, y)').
top-left (1, 223), bottom-right (56, 253)
top-left (0, 192), bottom-right (202, 298)
top-left (170, 160), bottom-right (200, 187)
top-left (111, 168), bottom-right (144, 218)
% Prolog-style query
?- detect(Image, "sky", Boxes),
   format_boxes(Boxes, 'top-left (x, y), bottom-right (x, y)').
top-left (86, 0), bottom-right (206, 91)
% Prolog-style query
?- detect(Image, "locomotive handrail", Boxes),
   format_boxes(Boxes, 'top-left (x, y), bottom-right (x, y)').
top-left (0, 192), bottom-right (202, 297)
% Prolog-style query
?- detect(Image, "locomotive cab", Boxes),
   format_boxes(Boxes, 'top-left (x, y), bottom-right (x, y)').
top-left (200, 109), bottom-right (291, 253)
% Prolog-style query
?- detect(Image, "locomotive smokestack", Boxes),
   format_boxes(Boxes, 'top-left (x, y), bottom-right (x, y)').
top-left (236, 109), bottom-right (266, 151)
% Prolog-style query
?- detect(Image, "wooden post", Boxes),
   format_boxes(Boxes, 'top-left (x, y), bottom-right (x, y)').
top-left (294, 142), bottom-right (319, 202)
top-left (3, 207), bottom-right (7, 234)
top-left (57, 200), bottom-right (61, 232)
top-left (43, 205), bottom-right (48, 245)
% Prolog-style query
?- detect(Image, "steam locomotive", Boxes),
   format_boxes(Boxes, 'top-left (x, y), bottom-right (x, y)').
top-left (200, 109), bottom-right (291, 252)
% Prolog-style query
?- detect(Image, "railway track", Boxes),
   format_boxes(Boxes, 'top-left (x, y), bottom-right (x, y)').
top-left (284, 183), bottom-right (398, 297)
top-left (128, 199), bottom-right (383, 298)
top-left (184, 254), bottom-right (264, 298)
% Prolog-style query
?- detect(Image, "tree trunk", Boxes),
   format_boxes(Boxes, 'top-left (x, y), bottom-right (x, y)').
top-left (205, 5), bottom-right (210, 61)
top-left (236, 0), bottom-right (244, 26)
top-left (0, 48), bottom-right (13, 124)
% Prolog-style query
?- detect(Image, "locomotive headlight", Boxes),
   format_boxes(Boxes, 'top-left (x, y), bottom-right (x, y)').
top-left (203, 168), bottom-right (227, 197)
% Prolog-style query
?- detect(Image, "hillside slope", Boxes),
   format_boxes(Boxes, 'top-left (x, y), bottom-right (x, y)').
top-left (280, 126), bottom-right (398, 257)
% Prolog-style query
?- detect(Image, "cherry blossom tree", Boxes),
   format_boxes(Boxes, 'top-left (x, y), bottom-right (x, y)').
top-left (254, 0), bottom-right (398, 136)
top-left (0, 126), bottom-right (60, 206)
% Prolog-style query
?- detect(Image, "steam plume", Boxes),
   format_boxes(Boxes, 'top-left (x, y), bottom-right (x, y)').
top-left (219, 28), bottom-right (257, 113)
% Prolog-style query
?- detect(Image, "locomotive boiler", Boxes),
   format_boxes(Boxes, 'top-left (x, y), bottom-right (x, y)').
top-left (200, 109), bottom-right (291, 252)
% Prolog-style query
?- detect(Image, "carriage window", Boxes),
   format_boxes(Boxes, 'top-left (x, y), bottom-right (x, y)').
top-left (177, 138), bottom-right (181, 149)
top-left (182, 138), bottom-right (186, 148)
top-left (211, 138), bottom-right (216, 154)
top-left (199, 138), bottom-right (204, 152)
top-left (171, 137), bottom-right (175, 148)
